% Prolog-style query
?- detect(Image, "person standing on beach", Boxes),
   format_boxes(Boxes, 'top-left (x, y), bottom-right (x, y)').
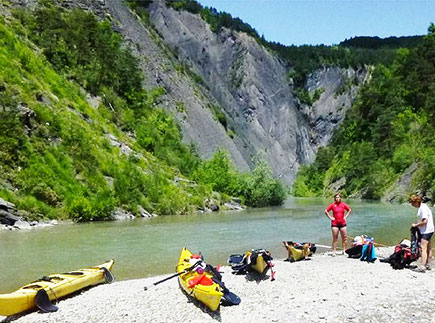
top-left (409, 194), bottom-right (434, 272)
top-left (325, 193), bottom-right (351, 256)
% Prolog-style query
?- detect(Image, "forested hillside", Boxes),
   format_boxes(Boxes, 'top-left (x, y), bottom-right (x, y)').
top-left (0, 1), bottom-right (285, 222)
top-left (293, 24), bottom-right (435, 201)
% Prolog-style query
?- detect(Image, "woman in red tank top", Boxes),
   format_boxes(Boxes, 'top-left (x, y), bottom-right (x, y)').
top-left (325, 193), bottom-right (351, 256)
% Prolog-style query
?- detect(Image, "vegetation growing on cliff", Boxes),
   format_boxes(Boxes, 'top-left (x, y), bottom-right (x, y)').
top-left (0, 2), bottom-right (286, 222)
top-left (293, 24), bottom-right (435, 199)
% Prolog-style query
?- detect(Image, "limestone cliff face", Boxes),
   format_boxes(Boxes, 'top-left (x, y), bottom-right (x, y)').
top-left (11, 0), bottom-right (367, 184)
top-left (103, 0), bottom-right (250, 172)
top-left (143, 1), bottom-right (368, 183)
top-left (149, 3), bottom-right (313, 183)
top-left (304, 66), bottom-right (368, 148)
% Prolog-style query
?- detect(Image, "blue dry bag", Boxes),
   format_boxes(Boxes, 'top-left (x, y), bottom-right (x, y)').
top-left (360, 241), bottom-right (377, 263)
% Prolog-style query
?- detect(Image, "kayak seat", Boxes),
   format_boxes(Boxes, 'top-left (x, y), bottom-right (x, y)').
top-left (187, 274), bottom-right (213, 288)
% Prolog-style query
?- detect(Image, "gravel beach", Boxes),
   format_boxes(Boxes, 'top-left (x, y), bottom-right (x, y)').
top-left (2, 247), bottom-right (435, 323)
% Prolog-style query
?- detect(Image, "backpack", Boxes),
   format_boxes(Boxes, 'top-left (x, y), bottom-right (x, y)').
top-left (410, 226), bottom-right (421, 254)
top-left (360, 240), bottom-right (377, 262)
top-left (380, 229), bottom-right (421, 270)
top-left (345, 245), bottom-right (363, 258)
top-left (384, 245), bottom-right (418, 269)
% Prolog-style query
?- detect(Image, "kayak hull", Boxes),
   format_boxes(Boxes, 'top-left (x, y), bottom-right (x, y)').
top-left (177, 248), bottom-right (222, 311)
top-left (0, 260), bottom-right (114, 316)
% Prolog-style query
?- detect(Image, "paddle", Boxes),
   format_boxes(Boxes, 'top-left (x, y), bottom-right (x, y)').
top-left (35, 289), bottom-right (58, 313)
top-left (102, 267), bottom-right (115, 284)
top-left (268, 262), bottom-right (276, 281)
top-left (315, 244), bottom-right (343, 250)
top-left (144, 260), bottom-right (201, 291)
top-left (211, 277), bottom-right (241, 306)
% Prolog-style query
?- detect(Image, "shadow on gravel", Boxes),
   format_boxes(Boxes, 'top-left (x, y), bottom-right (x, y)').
top-left (243, 271), bottom-right (271, 284)
top-left (178, 282), bottom-right (222, 321)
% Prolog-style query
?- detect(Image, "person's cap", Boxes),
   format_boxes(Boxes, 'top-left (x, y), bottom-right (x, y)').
top-left (353, 236), bottom-right (362, 244)
top-left (400, 239), bottom-right (411, 247)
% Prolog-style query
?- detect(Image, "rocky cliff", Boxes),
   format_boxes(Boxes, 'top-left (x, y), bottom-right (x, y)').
top-left (135, 1), bottom-right (369, 184)
top-left (8, 0), bottom-right (368, 184)
top-left (110, 0), bottom-right (369, 184)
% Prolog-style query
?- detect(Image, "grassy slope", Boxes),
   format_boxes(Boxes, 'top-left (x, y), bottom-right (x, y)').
top-left (0, 14), bottom-right (210, 221)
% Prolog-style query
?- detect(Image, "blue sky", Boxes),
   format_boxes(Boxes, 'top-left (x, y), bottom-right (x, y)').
top-left (197, 0), bottom-right (435, 46)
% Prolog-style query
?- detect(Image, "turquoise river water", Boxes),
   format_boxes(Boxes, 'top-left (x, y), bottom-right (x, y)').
top-left (0, 197), bottom-right (427, 293)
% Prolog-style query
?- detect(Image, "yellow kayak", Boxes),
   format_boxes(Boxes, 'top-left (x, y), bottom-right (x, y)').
top-left (0, 259), bottom-right (114, 316)
top-left (283, 241), bottom-right (316, 262)
top-left (228, 249), bottom-right (274, 279)
top-left (176, 248), bottom-right (223, 311)
top-left (244, 250), bottom-right (270, 274)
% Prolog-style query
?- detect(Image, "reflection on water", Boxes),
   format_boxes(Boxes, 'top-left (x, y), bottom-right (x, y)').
top-left (0, 197), bottom-right (423, 293)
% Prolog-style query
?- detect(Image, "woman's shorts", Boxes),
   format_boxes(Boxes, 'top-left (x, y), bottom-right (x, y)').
top-left (331, 223), bottom-right (347, 229)
top-left (421, 232), bottom-right (434, 241)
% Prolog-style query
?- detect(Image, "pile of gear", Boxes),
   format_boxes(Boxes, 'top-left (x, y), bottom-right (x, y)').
top-left (345, 235), bottom-right (377, 262)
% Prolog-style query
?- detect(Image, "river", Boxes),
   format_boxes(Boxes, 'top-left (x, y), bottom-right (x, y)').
top-left (0, 197), bottom-right (424, 293)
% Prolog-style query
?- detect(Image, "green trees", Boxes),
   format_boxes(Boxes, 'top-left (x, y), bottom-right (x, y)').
top-left (239, 161), bottom-right (287, 207)
top-left (164, 0), bottom-right (259, 38)
top-left (0, 93), bottom-right (29, 169)
top-left (293, 25), bottom-right (435, 199)
top-left (16, 3), bottom-right (142, 98)
top-left (193, 151), bottom-right (286, 207)
top-left (193, 150), bottom-right (237, 193)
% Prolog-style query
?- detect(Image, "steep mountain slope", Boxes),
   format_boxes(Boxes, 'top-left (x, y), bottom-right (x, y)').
top-left (104, 0), bottom-right (250, 172)
top-left (0, 8), bottom-right (206, 220)
top-left (101, 0), bottom-right (366, 184)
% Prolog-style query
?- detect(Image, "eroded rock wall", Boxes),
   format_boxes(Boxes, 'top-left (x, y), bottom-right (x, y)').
top-left (145, 1), bottom-right (367, 183)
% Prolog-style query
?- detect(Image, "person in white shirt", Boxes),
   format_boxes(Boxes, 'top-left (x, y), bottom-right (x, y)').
top-left (409, 194), bottom-right (434, 271)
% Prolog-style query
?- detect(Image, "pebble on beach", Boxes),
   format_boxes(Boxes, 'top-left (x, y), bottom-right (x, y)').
top-left (2, 247), bottom-right (435, 323)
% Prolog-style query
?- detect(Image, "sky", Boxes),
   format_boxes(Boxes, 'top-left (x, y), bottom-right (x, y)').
top-left (197, 0), bottom-right (435, 46)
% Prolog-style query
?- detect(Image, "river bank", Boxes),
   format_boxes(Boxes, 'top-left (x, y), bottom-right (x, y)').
top-left (3, 247), bottom-right (435, 323)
